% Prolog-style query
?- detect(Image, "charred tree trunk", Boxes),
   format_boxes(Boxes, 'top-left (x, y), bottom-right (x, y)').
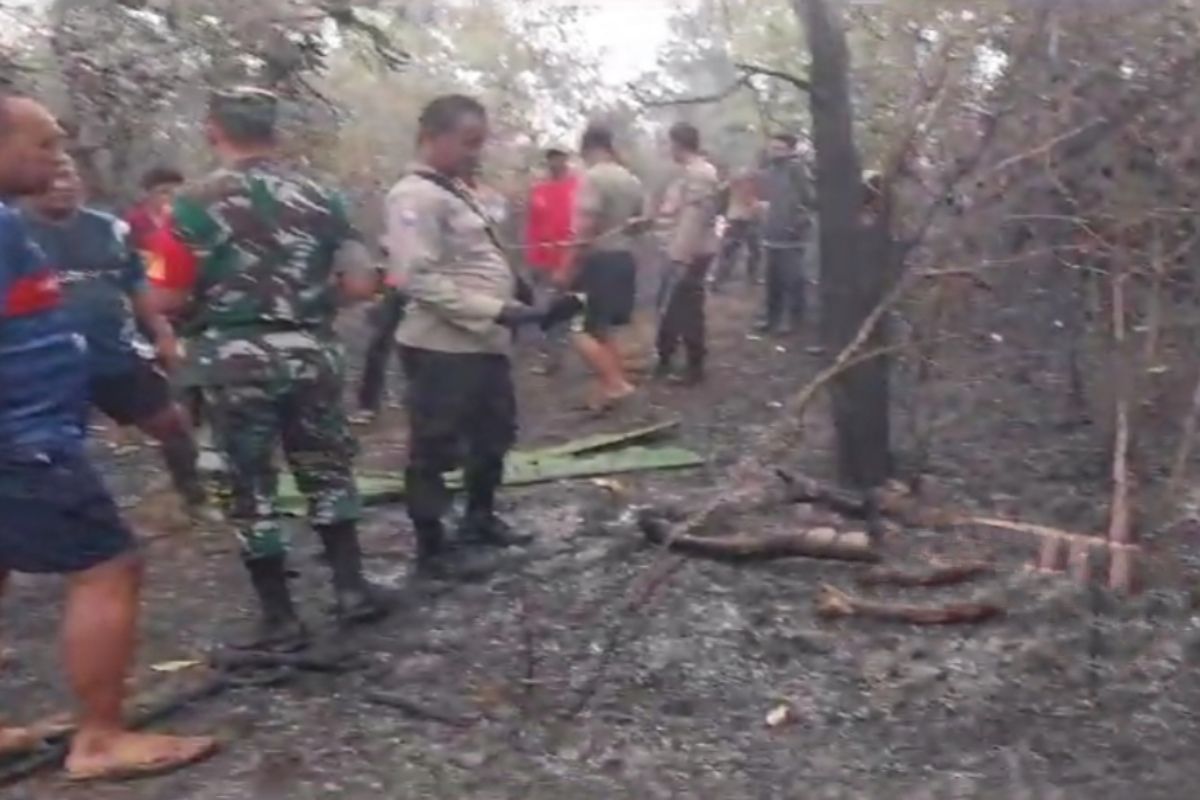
top-left (796, 0), bottom-right (892, 489)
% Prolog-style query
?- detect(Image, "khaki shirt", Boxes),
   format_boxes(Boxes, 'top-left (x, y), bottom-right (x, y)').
top-left (661, 156), bottom-right (720, 263)
top-left (385, 164), bottom-right (515, 356)
top-left (575, 161), bottom-right (644, 253)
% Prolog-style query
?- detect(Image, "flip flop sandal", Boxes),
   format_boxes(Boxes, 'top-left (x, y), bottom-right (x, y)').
top-left (66, 738), bottom-right (219, 783)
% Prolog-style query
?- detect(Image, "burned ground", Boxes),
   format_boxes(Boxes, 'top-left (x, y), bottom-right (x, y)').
top-left (4, 287), bottom-right (1200, 800)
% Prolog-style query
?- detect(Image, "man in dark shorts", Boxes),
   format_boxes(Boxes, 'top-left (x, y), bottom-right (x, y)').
top-left (561, 124), bottom-right (644, 411)
top-left (0, 93), bottom-right (216, 782)
top-left (22, 157), bottom-right (218, 523)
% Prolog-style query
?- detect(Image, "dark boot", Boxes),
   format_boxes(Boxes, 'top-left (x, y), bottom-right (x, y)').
top-left (458, 510), bottom-right (532, 548)
top-left (671, 359), bottom-right (705, 386)
top-left (653, 358), bottom-right (674, 381)
top-left (317, 522), bottom-right (396, 626)
top-left (230, 556), bottom-right (309, 652)
top-left (412, 521), bottom-right (495, 583)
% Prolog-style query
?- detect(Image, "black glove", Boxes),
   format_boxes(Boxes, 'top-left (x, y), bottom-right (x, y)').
top-left (514, 275), bottom-right (535, 306)
top-left (540, 293), bottom-right (584, 331)
top-left (495, 302), bottom-right (545, 328)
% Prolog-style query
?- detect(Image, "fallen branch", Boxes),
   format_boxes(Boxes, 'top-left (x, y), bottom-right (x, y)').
top-left (640, 514), bottom-right (878, 563)
top-left (856, 562), bottom-right (991, 588)
top-left (363, 690), bottom-right (478, 728)
top-left (816, 585), bottom-right (1004, 625)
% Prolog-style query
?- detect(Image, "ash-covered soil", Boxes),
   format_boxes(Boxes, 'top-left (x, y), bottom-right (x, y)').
top-left (5, 284), bottom-right (1200, 800)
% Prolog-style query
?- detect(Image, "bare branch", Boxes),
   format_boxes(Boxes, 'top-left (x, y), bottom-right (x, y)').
top-left (629, 76), bottom-right (751, 108)
top-left (734, 62), bottom-right (811, 92)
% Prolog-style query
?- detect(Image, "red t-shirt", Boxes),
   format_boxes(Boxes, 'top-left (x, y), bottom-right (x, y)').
top-left (525, 175), bottom-right (578, 273)
top-left (143, 223), bottom-right (198, 291)
top-left (124, 203), bottom-right (165, 254)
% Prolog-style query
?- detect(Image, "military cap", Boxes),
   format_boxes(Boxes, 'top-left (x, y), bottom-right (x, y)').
top-left (208, 86), bottom-right (279, 134)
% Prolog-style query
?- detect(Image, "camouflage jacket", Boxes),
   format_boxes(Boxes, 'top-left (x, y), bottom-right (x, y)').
top-left (172, 157), bottom-right (360, 386)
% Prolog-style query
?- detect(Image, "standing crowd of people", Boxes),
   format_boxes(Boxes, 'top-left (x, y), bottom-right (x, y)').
top-left (0, 86), bottom-right (815, 781)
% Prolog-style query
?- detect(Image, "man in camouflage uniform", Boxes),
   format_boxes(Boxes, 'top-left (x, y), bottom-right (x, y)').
top-left (157, 88), bottom-right (391, 650)
top-left (655, 122), bottom-right (721, 385)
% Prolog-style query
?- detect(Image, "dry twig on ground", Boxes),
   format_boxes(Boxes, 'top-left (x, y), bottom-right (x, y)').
top-left (816, 585), bottom-right (1004, 625)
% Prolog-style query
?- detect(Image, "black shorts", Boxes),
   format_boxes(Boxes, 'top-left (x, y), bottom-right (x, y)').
top-left (0, 450), bottom-right (135, 574)
top-left (91, 359), bottom-right (173, 426)
top-left (577, 250), bottom-right (636, 337)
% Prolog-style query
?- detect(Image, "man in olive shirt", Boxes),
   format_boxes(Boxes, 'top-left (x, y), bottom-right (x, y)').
top-left (656, 122), bottom-right (720, 385)
top-left (562, 124), bottom-right (644, 411)
top-left (386, 95), bottom-right (548, 579)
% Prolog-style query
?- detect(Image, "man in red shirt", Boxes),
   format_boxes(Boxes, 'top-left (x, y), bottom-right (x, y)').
top-left (525, 146), bottom-right (577, 373)
top-left (124, 166), bottom-right (185, 255)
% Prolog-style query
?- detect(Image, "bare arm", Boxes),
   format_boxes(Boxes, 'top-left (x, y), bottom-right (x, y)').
top-left (130, 287), bottom-right (181, 371)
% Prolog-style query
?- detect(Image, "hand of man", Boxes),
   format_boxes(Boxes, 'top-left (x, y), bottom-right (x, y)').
top-left (495, 302), bottom-right (545, 328)
top-left (539, 293), bottom-right (584, 332)
top-left (155, 329), bottom-right (183, 372)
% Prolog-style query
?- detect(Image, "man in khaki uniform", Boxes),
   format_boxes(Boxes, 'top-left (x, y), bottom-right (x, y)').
top-left (386, 94), bottom-right (548, 580)
top-left (562, 123), bottom-right (645, 410)
top-left (655, 122), bottom-right (720, 385)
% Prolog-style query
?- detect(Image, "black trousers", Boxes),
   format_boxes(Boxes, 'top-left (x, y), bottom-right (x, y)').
top-left (358, 290), bottom-right (407, 412)
top-left (400, 347), bottom-right (517, 530)
top-left (656, 255), bottom-right (712, 369)
top-left (714, 219), bottom-right (761, 286)
top-left (764, 246), bottom-right (806, 328)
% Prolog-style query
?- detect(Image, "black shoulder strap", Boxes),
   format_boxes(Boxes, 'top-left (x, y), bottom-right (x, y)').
top-left (412, 169), bottom-right (532, 305)
top-left (413, 170), bottom-right (506, 254)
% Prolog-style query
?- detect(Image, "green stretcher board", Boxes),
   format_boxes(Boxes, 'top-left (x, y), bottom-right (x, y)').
top-left (277, 442), bottom-right (703, 510)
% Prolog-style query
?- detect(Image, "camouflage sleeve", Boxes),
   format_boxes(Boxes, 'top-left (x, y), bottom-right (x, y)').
top-left (327, 189), bottom-right (363, 245)
top-left (386, 187), bottom-right (505, 330)
top-left (171, 193), bottom-right (228, 285)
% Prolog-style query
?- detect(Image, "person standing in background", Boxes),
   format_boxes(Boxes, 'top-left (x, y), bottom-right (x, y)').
top-left (124, 166), bottom-right (185, 257)
top-left (525, 145), bottom-right (578, 374)
top-left (22, 158), bottom-right (219, 525)
top-left (655, 122), bottom-right (720, 386)
top-left (758, 133), bottom-right (813, 335)
top-left (353, 243), bottom-right (407, 426)
top-left (712, 168), bottom-right (762, 292)
top-left (562, 123), bottom-right (644, 412)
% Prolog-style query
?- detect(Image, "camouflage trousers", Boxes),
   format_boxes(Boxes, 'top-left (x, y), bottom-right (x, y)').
top-left (207, 371), bottom-right (360, 560)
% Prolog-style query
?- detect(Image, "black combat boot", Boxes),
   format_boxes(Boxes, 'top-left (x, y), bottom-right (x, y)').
top-left (230, 556), bottom-right (309, 652)
top-left (671, 360), bottom-right (705, 386)
top-left (653, 358), bottom-right (674, 381)
top-left (458, 461), bottom-right (532, 548)
top-left (412, 520), bottom-right (495, 583)
top-left (317, 522), bottom-right (396, 626)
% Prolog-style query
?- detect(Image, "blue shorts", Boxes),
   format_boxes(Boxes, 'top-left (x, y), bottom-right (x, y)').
top-left (0, 450), bottom-right (135, 574)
